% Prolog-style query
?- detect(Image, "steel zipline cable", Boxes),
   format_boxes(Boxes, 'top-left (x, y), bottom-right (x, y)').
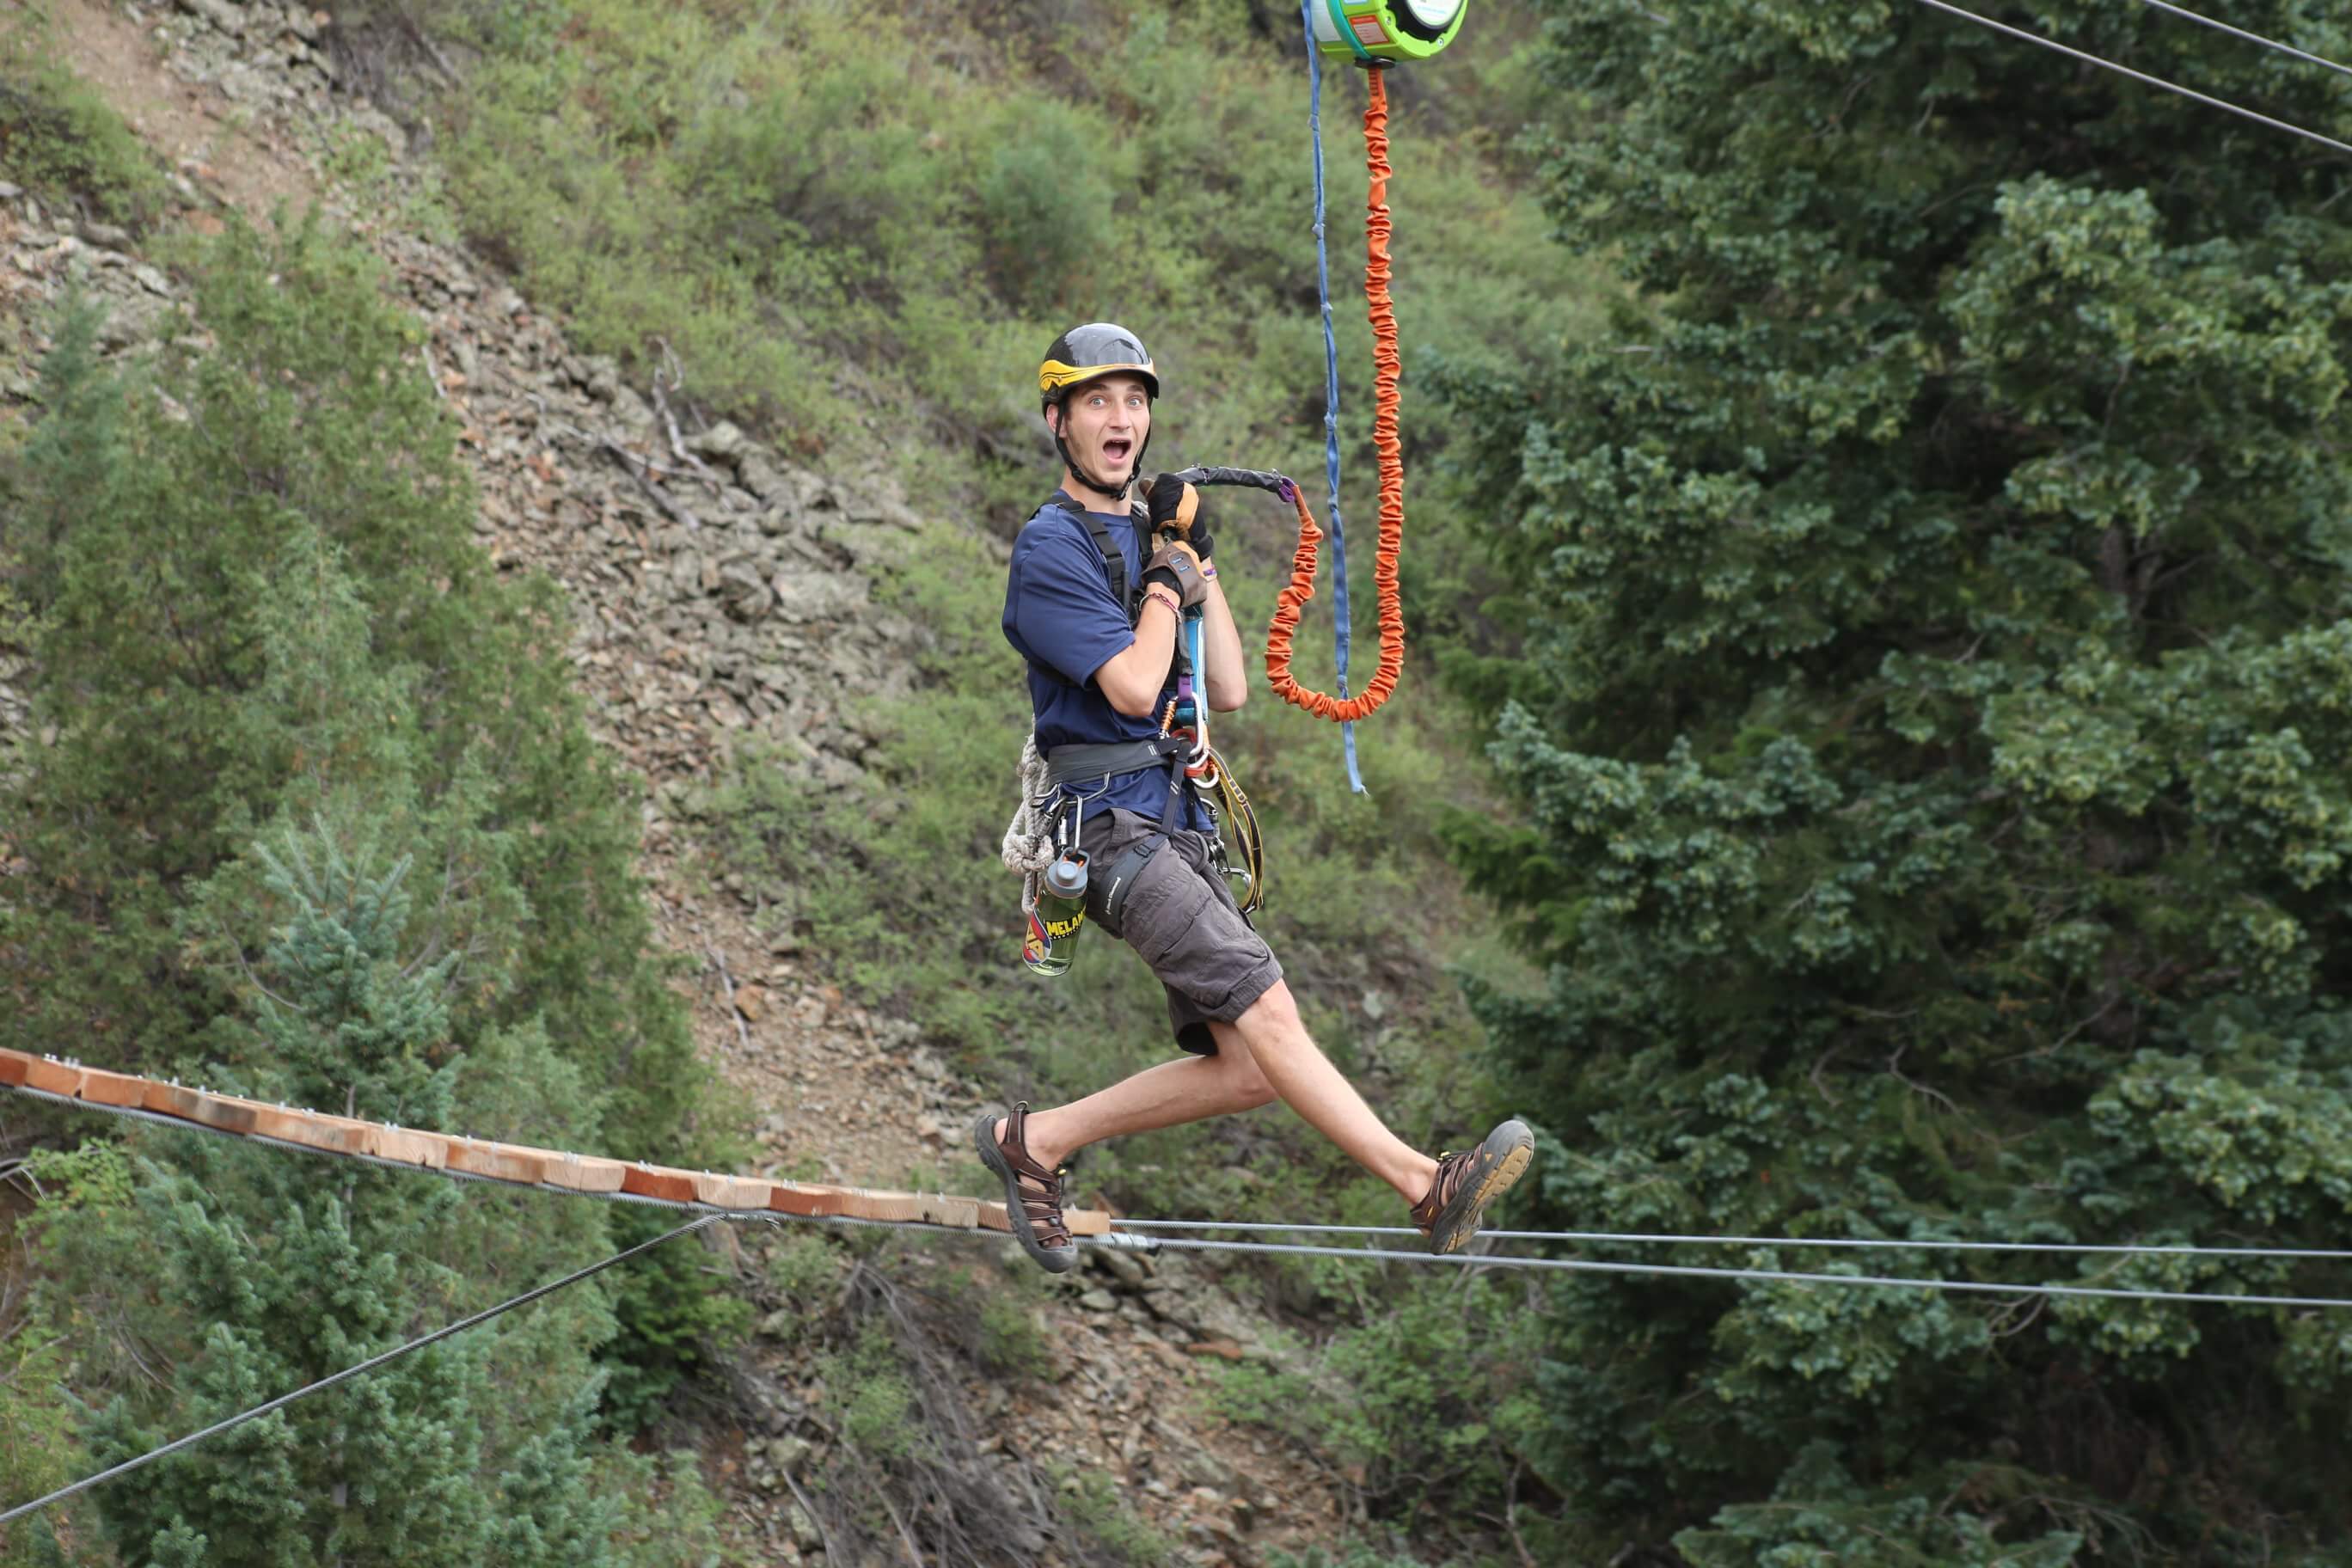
top-left (0, 1213), bottom-right (730, 1530)
top-left (33, 1078), bottom-right (2352, 1268)
top-left (1096, 1234), bottom-right (2352, 1312)
top-left (1107, 1217), bottom-right (2352, 1263)
top-left (2132, 0), bottom-right (2352, 83)
top-left (1910, 0), bottom-right (2352, 158)
top-left (11, 1073), bottom-right (2352, 1530)
top-left (16, 1080), bottom-right (2352, 1277)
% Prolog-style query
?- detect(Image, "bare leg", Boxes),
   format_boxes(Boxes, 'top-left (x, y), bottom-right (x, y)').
top-left (1223, 981), bottom-right (1437, 1204)
top-left (1018, 980), bottom-right (1436, 1207)
top-left (1016, 1048), bottom-right (1278, 1172)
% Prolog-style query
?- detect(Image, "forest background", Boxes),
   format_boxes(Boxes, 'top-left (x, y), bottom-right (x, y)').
top-left (3, 0), bottom-right (2352, 1564)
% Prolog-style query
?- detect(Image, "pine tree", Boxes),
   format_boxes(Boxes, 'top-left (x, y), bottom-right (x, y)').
top-left (1438, 0), bottom-right (2352, 1558)
top-left (2, 214), bottom-right (733, 1559)
top-left (83, 826), bottom-right (556, 1565)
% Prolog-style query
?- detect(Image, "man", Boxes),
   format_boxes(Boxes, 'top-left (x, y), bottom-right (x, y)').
top-left (982, 322), bottom-right (1532, 1272)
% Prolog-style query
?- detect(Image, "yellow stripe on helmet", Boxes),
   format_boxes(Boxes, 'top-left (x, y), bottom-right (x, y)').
top-left (1039, 358), bottom-right (1156, 396)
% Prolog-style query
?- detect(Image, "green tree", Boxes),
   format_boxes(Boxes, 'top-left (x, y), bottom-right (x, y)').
top-left (69, 821), bottom-right (626, 1565)
top-left (0, 212), bottom-right (736, 1500)
top-left (1, 213), bottom-right (695, 1148)
top-left (1437, 1), bottom-right (2352, 1559)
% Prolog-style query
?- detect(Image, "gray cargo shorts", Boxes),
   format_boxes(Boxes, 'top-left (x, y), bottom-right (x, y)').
top-left (1081, 807), bottom-right (1283, 1056)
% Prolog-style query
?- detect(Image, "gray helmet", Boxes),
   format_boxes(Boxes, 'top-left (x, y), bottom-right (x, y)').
top-left (1038, 322), bottom-right (1158, 501)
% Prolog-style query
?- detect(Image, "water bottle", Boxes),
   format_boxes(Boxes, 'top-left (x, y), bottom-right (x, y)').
top-left (1021, 849), bottom-right (1090, 977)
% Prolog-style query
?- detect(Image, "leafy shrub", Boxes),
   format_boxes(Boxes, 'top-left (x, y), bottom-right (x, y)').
top-left (974, 1287), bottom-right (1054, 1381)
top-left (972, 94), bottom-right (1122, 315)
top-left (1207, 1271), bottom-right (1547, 1527)
top-left (0, 21), bottom-right (169, 227)
top-left (1054, 1467), bottom-right (1178, 1568)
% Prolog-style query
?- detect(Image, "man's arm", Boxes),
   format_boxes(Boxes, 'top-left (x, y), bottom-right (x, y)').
top-left (1013, 519), bottom-right (1174, 717)
top-left (1146, 477), bottom-right (1247, 714)
top-left (1093, 590), bottom-right (1185, 719)
top-left (1197, 567), bottom-right (1247, 713)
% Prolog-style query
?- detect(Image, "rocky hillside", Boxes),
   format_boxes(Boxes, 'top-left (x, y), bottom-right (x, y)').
top-left (2, 0), bottom-right (1365, 1561)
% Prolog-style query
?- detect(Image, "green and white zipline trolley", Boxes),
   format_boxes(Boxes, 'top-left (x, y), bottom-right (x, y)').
top-left (1309, 0), bottom-right (1466, 64)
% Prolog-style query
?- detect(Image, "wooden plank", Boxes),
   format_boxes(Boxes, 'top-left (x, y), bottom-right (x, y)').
top-left (692, 1172), bottom-right (774, 1210)
top-left (367, 1125), bottom-right (450, 1170)
top-left (181, 1089), bottom-right (262, 1136)
top-left (531, 1149), bottom-right (628, 1194)
top-left (143, 1081), bottom-right (208, 1119)
top-left (766, 1181), bottom-right (838, 1218)
top-left (836, 1188), bottom-right (924, 1224)
top-left (75, 1068), bottom-right (145, 1107)
top-left (3, 1063), bottom-right (1108, 1246)
top-left (622, 1162), bottom-right (696, 1204)
top-left (250, 1106), bottom-right (374, 1156)
top-left (444, 1138), bottom-right (548, 1185)
top-left (915, 1193), bottom-right (982, 1230)
top-left (25, 1057), bottom-right (82, 1095)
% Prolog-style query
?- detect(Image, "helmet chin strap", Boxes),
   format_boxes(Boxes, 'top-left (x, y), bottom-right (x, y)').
top-left (1050, 408), bottom-right (1151, 505)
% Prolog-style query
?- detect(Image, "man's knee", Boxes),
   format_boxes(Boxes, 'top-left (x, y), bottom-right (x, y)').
top-left (1228, 1051), bottom-right (1278, 1109)
top-left (1207, 1026), bottom-right (1281, 1107)
top-left (1234, 978), bottom-right (1303, 1040)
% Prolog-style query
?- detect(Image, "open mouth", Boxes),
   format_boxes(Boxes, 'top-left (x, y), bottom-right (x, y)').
top-left (1100, 438), bottom-right (1134, 469)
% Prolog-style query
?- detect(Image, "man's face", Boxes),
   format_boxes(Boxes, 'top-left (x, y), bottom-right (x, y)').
top-left (1054, 375), bottom-right (1151, 489)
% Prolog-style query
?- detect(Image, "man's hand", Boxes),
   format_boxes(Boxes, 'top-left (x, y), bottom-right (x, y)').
top-left (1142, 540), bottom-right (1209, 611)
top-left (1148, 475), bottom-right (1212, 562)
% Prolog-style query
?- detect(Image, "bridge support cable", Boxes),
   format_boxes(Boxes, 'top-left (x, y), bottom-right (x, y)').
top-left (1087, 1233), bottom-right (2352, 1310)
top-left (2132, 0), bottom-right (2352, 82)
top-left (13, 1062), bottom-right (2352, 1343)
top-left (1910, 0), bottom-right (2352, 158)
top-left (1107, 1216), bottom-right (2352, 1264)
top-left (0, 1214), bottom-right (730, 1528)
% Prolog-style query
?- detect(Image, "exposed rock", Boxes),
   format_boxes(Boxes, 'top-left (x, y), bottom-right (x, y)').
top-left (178, 0), bottom-right (247, 38)
top-left (689, 419), bottom-right (747, 463)
top-left (1093, 1245), bottom-right (1148, 1289)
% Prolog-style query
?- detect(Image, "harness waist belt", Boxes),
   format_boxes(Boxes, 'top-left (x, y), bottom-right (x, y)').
top-left (1042, 738), bottom-right (1189, 793)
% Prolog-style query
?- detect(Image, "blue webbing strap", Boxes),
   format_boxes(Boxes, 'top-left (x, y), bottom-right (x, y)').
top-left (1305, 0), bottom-right (1368, 793)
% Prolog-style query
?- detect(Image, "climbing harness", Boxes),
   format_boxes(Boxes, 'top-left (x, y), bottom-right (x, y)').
top-left (1151, 481), bottom-right (1266, 922)
top-left (1003, 474), bottom-right (1273, 960)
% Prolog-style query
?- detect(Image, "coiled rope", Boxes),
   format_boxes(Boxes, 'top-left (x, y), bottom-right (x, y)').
top-left (1265, 61), bottom-right (1406, 726)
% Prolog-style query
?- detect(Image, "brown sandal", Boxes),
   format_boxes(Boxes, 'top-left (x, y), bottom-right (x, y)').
top-left (974, 1103), bottom-right (1077, 1273)
top-left (1412, 1118), bottom-right (1534, 1255)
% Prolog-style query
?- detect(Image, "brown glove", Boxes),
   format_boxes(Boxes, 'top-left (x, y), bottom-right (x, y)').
top-left (1141, 541), bottom-right (1208, 612)
top-left (1148, 475), bottom-right (1209, 560)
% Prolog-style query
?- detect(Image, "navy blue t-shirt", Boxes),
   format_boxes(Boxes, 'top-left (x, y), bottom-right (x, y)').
top-left (1003, 494), bottom-right (1208, 831)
